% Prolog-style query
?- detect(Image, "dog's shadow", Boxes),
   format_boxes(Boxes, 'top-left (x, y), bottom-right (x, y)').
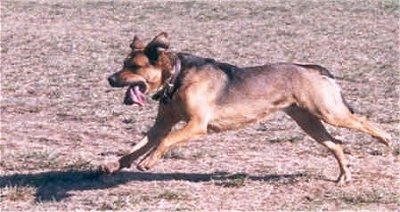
top-left (0, 169), bottom-right (308, 202)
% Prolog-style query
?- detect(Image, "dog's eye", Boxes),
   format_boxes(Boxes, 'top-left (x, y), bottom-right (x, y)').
top-left (123, 60), bottom-right (140, 70)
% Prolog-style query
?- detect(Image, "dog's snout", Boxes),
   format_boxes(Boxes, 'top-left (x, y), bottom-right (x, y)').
top-left (108, 74), bottom-right (119, 87)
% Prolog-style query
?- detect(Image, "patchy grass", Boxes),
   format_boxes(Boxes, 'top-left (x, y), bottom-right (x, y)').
top-left (164, 147), bottom-right (187, 160)
top-left (157, 189), bottom-right (189, 201)
top-left (382, 0), bottom-right (400, 12)
top-left (213, 173), bottom-right (248, 188)
top-left (1, 0), bottom-right (398, 211)
top-left (339, 189), bottom-right (398, 205)
top-left (1, 185), bottom-right (35, 202)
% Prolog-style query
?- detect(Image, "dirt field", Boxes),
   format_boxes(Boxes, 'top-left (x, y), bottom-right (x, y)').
top-left (1, 0), bottom-right (399, 211)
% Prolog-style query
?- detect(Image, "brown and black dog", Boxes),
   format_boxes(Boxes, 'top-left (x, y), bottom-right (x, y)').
top-left (103, 32), bottom-right (391, 184)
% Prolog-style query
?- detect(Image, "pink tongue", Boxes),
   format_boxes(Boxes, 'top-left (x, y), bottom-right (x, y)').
top-left (129, 86), bottom-right (146, 106)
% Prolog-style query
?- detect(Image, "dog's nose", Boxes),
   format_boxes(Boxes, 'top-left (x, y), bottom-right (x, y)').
top-left (108, 75), bottom-right (118, 87)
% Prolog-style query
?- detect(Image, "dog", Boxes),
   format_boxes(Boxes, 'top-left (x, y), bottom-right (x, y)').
top-left (102, 32), bottom-right (391, 184)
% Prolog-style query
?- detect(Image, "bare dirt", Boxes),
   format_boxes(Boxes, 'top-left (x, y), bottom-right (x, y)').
top-left (1, 0), bottom-right (399, 211)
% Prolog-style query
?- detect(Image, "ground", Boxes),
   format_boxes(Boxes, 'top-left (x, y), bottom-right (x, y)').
top-left (1, 0), bottom-right (399, 211)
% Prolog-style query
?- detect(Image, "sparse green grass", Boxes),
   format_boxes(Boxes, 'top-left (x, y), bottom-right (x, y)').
top-left (1, 148), bottom-right (97, 171)
top-left (382, 0), bottom-right (400, 12)
top-left (96, 192), bottom-right (152, 210)
top-left (0, 185), bottom-right (35, 202)
top-left (339, 189), bottom-right (399, 206)
top-left (213, 173), bottom-right (248, 188)
top-left (1, 149), bottom-right (61, 171)
top-left (157, 190), bottom-right (189, 201)
top-left (289, 189), bottom-right (400, 211)
top-left (164, 147), bottom-right (187, 160)
top-left (99, 196), bottom-right (131, 210)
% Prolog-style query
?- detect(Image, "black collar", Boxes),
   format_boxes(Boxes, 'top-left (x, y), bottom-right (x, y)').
top-left (152, 57), bottom-right (181, 104)
top-left (169, 57), bottom-right (181, 86)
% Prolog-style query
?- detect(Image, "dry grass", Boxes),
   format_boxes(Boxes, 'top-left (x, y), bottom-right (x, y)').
top-left (1, 0), bottom-right (399, 211)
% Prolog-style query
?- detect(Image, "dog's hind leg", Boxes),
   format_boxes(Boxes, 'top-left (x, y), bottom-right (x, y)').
top-left (284, 105), bottom-right (351, 184)
top-left (321, 111), bottom-right (391, 147)
top-left (303, 76), bottom-right (391, 146)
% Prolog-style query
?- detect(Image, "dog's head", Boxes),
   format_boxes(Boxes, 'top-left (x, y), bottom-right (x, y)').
top-left (108, 32), bottom-right (175, 106)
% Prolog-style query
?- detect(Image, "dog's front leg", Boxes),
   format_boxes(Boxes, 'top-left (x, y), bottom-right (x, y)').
top-left (100, 136), bottom-right (151, 174)
top-left (137, 118), bottom-right (207, 171)
top-left (100, 105), bottom-right (180, 174)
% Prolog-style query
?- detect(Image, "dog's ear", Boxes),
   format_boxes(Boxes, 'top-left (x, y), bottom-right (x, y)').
top-left (130, 35), bottom-right (145, 50)
top-left (145, 32), bottom-right (170, 61)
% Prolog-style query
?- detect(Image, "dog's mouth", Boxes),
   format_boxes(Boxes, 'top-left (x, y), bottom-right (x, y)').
top-left (124, 83), bottom-right (147, 106)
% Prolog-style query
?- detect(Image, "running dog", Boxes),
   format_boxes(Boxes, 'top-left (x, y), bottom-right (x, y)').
top-left (103, 32), bottom-right (391, 184)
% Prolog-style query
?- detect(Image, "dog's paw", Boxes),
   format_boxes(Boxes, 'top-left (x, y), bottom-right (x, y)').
top-left (137, 154), bottom-right (158, 171)
top-left (118, 155), bottom-right (133, 169)
top-left (374, 131), bottom-right (392, 147)
top-left (137, 159), bottom-right (153, 172)
top-left (136, 163), bottom-right (150, 172)
top-left (98, 161), bottom-right (120, 175)
top-left (336, 172), bottom-right (352, 186)
top-left (381, 133), bottom-right (392, 147)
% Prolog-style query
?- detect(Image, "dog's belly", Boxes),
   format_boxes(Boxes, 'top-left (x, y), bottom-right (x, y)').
top-left (207, 102), bottom-right (278, 132)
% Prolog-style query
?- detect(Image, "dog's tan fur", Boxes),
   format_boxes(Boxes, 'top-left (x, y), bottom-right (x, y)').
top-left (103, 32), bottom-right (391, 184)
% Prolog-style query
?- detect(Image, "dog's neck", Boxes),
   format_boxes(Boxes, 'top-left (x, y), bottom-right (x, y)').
top-left (151, 55), bottom-right (182, 103)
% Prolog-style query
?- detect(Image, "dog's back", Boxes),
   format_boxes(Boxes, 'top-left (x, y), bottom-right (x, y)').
top-left (174, 54), bottom-right (343, 131)
top-left (177, 54), bottom-right (339, 109)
